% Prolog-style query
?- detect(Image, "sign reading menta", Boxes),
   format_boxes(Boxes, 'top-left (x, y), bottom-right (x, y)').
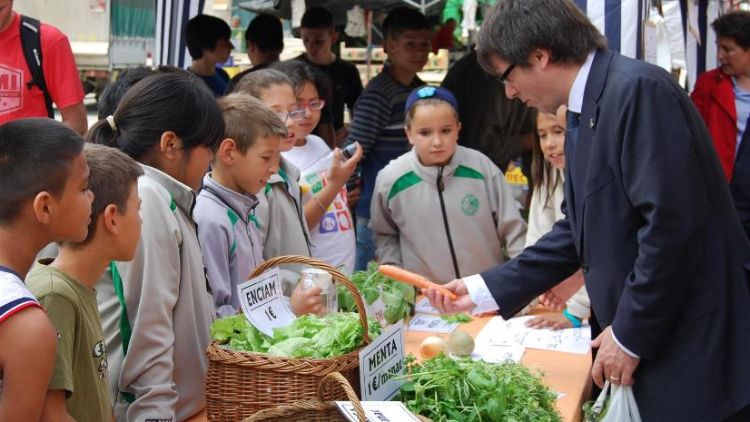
top-left (359, 321), bottom-right (405, 401)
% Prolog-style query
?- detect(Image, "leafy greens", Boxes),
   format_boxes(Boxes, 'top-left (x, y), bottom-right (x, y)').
top-left (441, 313), bottom-right (473, 324)
top-left (398, 355), bottom-right (561, 422)
top-left (338, 261), bottom-right (416, 324)
top-left (210, 313), bottom-right (382, 359)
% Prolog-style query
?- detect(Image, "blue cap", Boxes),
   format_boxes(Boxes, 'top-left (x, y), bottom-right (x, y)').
top-left (405, 86), bottom-right (459, 115)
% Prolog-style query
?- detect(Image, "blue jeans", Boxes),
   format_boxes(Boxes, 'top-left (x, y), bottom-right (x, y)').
top-left (355, 216), bottom-right (376, 271)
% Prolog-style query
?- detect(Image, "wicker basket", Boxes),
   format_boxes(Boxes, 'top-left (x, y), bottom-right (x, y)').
top-left (206, 256), bottom-right (371, 421)
top-left (242, 372), bottom-right (365, 422)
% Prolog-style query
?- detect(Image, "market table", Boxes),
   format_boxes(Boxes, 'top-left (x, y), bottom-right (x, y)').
top-left (404, 308), bottom-right (593, 422)
top-left (193, 310), bottom-right (592, 422)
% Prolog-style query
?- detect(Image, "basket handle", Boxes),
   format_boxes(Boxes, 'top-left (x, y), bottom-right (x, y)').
top-left (240, 373), bottom-right (366, 422)
top-left (317, 372), bottom-right (366, 422)
top-left (249, 255), bottom-right (371, 343)
top-left (241, 400), bottom-right (336, 421)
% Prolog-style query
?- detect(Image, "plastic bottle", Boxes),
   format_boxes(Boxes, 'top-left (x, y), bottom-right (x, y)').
top-left (301, 142), bottom-right (359, 175)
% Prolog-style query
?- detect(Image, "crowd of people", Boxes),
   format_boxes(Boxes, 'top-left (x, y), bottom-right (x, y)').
top-left (1, 0), bottom-right (750, 420)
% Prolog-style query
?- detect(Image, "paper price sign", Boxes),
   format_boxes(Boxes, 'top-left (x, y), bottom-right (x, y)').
top-left (407, 314), bottom-right (458, 333)
top-left (335, 401), bottom-right (422, 422)
top-left (237, 267), bottom-right (296, 336)
top-left (415, 297), bottom-right (439, 315)
top-left (359, 321), bottom-right (405, 401)
top-left (365, 296), bottom-right (387, 327)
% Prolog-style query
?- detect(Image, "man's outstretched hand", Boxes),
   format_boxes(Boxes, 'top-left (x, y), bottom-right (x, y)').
top-left (423, 279), bottom-right (477, 314)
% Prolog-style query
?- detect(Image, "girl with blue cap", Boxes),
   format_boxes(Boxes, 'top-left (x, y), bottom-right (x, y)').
top-left (370, 85), bottom-right (527, 286)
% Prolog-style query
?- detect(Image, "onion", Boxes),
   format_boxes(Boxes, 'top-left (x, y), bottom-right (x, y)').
top-left (448, 331), bottom-right (475, 356)
top-left (420, 336), bottom-right (448, 359)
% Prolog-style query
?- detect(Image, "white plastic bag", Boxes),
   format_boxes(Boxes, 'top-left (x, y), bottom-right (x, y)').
top-left (588, 381), bottom-right (642, 422)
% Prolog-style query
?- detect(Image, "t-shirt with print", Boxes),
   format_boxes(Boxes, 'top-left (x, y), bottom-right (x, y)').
top-left (0, 12), bottom-right (84, 124)
top-left (283, 134), bottom-right (356, 274)
top-left (26, 259), bottom-right (111, 422)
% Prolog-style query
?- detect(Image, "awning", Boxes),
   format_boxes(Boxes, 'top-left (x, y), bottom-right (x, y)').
top-left (155, 0), bottom-right (206, 68)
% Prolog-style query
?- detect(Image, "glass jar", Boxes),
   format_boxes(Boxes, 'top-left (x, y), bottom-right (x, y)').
top-left (300, 268), bottom-right (338, 314)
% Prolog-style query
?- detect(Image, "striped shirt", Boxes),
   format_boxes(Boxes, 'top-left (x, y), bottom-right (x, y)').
top-left (347, 67), bottom-right (424, 218)
top-left (0, 266), bottom-right (41, 323)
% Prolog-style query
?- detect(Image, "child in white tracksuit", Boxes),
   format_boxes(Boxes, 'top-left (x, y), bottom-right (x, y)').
top-left (370, 86), bottom-right (527, 284)
top-left (89, 73), bottom-right (220, 421)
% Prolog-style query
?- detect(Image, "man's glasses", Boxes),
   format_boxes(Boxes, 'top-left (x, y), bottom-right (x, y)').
top-left (297, 99), bottom-right (326, 111)
top-left (497, 64), bottom-right (516, 85)
top-left (275, 109), bottom-right (307, 123)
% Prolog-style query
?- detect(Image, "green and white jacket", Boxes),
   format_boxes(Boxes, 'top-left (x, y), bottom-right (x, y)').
top-left (255, 157), bottom-right (312, 260)
top-left (254, 157), bottom-right (312, 294)
top-left (370, 146), bottom-right (527, 284)
top-left (96, 165), bottom-right (215, 422)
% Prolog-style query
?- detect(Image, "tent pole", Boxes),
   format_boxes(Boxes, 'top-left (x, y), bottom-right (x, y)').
top-left (366, 8), bottom-right (372, 84)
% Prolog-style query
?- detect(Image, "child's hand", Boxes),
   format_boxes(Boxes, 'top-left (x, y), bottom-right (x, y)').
top-left (537, 291), bottom-right (566, 311)
top-left (525, 313), bottom-right (573, 330)
top-left (327, 143), bottom-right (363, 188)
top-left (290, 284), bottom-right (325, 316)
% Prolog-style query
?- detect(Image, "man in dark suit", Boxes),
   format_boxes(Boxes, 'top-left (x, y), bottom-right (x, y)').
top-left (425, 1), bottom-right (750, 420)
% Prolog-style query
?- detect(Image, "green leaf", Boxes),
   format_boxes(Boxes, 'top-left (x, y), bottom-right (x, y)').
top-left (397, 282), bottom-right (416, 304)
top-left (400, 381), bottom-right (415, 393)
top-left (363, 287), bottom-right (380, 305)
top-left (242, 325), bottom-right (270, 352)
top-left (381, 290), bottom-right (402, 308)
top-left (210, 317), bottom-right (236, 344)
top-left (383, 304), bottom-right (403, 325)
top-left (441, 313), bottom-right (473, 324)
top-left (266, 337), bottom-right (316, 357)
top-left (337, 284), bottom-right (356, 312)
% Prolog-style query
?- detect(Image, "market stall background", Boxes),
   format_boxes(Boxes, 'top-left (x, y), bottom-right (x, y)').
top-left (14, 1), bottom-right (748, 92)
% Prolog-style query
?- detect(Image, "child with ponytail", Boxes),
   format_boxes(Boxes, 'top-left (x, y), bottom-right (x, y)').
top-left (87, 71), bottom-right (224, 421)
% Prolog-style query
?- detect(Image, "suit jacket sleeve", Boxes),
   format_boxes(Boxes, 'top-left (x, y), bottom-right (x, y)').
top-left (481, 202), bottom-right (581, 318)
top-left (610, 77), bottom-right (710, 359)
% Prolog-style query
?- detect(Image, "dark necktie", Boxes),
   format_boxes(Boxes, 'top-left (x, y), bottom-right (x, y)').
top-left (565, 110), bottom-right (582, 225)
top-left (565, 110), bottom-right (581, 182)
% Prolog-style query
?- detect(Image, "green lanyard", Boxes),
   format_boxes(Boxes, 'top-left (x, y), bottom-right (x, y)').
top-left (109, 262), bottom-right (135, 403)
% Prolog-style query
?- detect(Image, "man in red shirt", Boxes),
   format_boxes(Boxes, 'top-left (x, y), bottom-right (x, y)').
top-left (0, 0), bottom-right (86, 135)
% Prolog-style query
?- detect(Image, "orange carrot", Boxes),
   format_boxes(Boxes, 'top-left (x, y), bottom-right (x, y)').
top-left (378, 265), bottom-right (457, 300)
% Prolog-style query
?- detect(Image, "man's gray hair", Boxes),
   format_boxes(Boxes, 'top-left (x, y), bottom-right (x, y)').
top-left (477, 0), bottom-right (607, 73)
